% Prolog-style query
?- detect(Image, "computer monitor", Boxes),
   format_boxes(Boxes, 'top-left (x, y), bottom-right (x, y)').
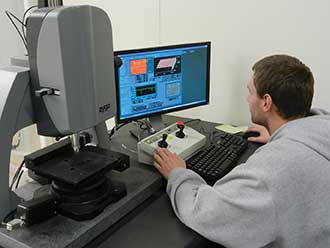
top-left (114, 42), bottom-right (210, 135)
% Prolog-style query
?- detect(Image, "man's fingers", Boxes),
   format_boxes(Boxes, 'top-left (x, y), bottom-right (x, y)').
top-left (157, 148), bottom-right (170, 159)
top-left (163, 148), bottom-right (173, 156)
top-left (247, 137), bottom-right (258, 142)
top-left (247, 136), bottom-right (264, 143)
top-left (153, 153), bottom-right (163, 163)
top-left (153, 161), bottom-right (161, 170)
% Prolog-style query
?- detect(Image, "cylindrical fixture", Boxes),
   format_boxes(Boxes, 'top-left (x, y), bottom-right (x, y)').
top-left (72, 133), bottom-right (80, 153)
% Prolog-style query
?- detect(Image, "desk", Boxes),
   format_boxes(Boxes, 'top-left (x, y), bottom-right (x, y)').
top-left (86, 115), bottom-right (261, 248)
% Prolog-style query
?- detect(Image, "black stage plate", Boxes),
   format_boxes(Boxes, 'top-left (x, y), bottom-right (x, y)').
top-left (26, 146), bottom-right (119, 186)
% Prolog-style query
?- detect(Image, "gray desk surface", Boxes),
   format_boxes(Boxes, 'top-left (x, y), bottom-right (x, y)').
top-left (85, 115), bottom-right (261, 248)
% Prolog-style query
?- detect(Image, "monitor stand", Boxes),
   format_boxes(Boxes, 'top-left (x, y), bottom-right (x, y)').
top-left (129, 115), bottom-right (166, 141)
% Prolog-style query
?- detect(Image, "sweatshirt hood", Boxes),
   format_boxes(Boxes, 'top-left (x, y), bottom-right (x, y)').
top-left (270, 108), bottom-right (330, 162)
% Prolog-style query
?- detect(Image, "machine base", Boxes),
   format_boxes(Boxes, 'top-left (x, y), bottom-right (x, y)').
top-left (0, 166), bottom-right (162, 248)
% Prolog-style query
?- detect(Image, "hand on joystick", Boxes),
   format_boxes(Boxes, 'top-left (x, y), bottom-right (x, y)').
top-left (158, 133), bottom-right (168, 148)
top-left (175, 121), bottom-right (185, 139)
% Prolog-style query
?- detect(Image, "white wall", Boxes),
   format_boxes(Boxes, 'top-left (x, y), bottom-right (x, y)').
top-left (65, 0), bottom-right (330, 126)
top-left (0, 0), bottom-right (25, 66)
top-left (64, 0), bottom-right (161, 50)
top-left (2, 0), bottom-right (329, 126)
top-left (161, 0), bottom-right (330, 125)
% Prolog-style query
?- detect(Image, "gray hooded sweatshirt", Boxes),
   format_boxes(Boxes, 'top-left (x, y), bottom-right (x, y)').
top-left (167, 109), bottom-right (330, 248)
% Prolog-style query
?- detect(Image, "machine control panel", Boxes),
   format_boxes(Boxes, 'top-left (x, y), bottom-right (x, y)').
top-left (137, 122), bottom-right (206, 165)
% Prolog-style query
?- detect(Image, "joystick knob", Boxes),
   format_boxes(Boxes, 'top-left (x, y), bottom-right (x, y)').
top-left (158, 133), bottom-right (168, 148)
top-left (176, 121), bottom-right (185, 139)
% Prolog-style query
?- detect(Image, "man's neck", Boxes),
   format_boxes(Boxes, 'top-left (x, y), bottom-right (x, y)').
top-left (266, 115), bottom-right (289, 136)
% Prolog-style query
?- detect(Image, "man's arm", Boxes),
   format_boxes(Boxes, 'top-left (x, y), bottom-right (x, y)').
top-left (154, 149), bottom-right (276, 247)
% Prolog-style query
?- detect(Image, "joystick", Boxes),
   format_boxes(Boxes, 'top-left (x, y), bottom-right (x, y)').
top-left (158, 133), bottom-right (168, 148)
top-left (175, 121), bottom-right (185, 139)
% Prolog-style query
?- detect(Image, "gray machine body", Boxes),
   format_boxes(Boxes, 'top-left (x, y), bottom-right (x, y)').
top-left (27, 6), bottom-right (117, 136)
top-left (0, 67), bottom-right (33, 221)
top-left (0, 5), bottom-right (165, 248)
top-left (0, 5), bottom-right (117, 220)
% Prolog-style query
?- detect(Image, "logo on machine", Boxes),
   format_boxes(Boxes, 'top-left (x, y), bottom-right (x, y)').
top-left (99, 103), bottom-right (111, 113)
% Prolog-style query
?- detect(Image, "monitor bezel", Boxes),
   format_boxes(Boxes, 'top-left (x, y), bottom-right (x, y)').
top-left (114, 41), bottom-right (211, 124)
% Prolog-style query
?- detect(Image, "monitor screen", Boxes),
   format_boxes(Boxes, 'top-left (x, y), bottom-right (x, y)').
top-left (114, 42), bottom-right (210, 123)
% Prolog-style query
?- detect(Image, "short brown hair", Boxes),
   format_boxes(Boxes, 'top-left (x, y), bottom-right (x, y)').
top-left (252, 55), bottom-right (314, 119)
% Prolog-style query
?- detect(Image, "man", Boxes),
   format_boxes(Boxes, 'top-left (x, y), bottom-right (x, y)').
top-left (153, 55), bottom-right (330, 248)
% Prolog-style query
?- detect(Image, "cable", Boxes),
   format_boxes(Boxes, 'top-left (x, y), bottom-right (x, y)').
top-left (5, 11), bottom-right (28, 52)
top-left (10, 160), bottom-right (25, 190)
top-left (5, 11), bottom-right (25, 26)
top-left (108, 122), bottom-right (130, 139)
top-left (15, 169), bottom-right (24, 189)
top-left (1, 209), bottom-right (17, 226)
top-left (184, 118), bottom-right (201, 125)
top-left (134, 120), bottom-right (149, 130)
top-left (21, 5), bottom-right (38, 43)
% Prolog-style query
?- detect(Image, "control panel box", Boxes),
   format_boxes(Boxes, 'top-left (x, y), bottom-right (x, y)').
top-left (137, 123), bottom-right (206, 165)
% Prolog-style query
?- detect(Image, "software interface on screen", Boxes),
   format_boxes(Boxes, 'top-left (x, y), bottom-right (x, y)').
top-left (115, 43), bottom-right (210, 122)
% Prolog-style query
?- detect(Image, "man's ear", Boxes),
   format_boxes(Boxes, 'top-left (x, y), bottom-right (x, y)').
top-left (262, 93), bottom-right (272, 112)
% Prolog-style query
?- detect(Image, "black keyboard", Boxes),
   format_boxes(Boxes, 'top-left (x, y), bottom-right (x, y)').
top-left (186, 132), bottom-right (248, 185)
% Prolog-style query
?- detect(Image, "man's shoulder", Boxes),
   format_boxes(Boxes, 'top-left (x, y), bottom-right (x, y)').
top-left (244, 139), bottom-right (304, 171)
